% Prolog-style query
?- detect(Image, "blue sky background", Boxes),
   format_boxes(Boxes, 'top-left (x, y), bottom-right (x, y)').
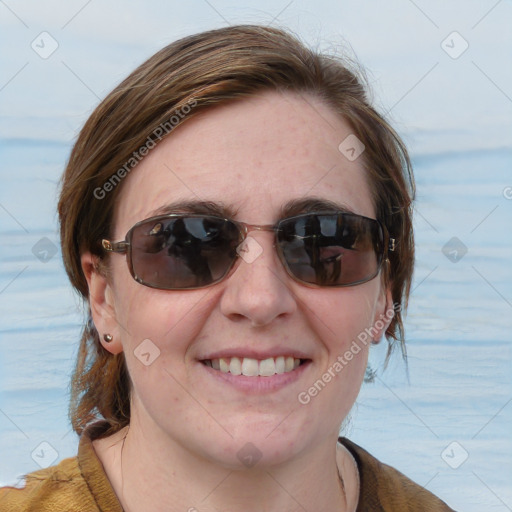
top-left (1, 0), bottom-right (511, 153)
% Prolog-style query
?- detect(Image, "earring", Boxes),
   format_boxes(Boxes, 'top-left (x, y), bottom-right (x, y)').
top-left (103, 333), bottom-right (113, 343)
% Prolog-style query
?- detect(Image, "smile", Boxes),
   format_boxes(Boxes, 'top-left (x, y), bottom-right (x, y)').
top-left (202, 356), bottom-right (308, 377)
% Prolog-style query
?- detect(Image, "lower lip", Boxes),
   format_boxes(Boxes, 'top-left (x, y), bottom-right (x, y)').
top-left (198, 360), bottom-right (311, 393)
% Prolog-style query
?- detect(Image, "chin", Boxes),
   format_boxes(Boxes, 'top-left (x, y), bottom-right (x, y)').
top-left (195, 414), bottom-right (319, 470)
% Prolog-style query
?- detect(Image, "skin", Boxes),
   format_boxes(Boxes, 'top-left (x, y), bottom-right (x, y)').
top-left (82, 90), bottom-right (393, 512)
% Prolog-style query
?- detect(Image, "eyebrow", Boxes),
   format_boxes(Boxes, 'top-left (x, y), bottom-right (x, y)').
top-left (147, 197), bottom-right (354, 221)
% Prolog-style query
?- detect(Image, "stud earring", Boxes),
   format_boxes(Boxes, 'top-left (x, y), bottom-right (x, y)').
top-left (103, 334), bottom-right (113, 343)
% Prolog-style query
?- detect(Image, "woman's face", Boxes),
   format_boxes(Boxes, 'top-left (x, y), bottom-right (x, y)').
top-left (87, 91), bottom-right (391, 468)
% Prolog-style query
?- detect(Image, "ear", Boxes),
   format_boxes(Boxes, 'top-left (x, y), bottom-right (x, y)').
top-left (81, 252), bottom-right (124, 355)
top-left (371, 287), bottom-right (394, 344)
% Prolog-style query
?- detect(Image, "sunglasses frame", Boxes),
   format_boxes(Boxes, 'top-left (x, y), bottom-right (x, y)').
top-left (101, 211), bottom-right (395, 290)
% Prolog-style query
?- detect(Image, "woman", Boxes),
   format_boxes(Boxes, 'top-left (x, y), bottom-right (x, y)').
top-left (0, 25), bottom-right (456, 511)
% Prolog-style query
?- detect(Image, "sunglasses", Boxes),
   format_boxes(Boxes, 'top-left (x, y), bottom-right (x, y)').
top-left (101, 211), bottom-right (395, 290)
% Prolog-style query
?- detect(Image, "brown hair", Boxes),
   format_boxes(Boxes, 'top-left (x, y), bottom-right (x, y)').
top-left (58, 25), bottom-right (414, 436)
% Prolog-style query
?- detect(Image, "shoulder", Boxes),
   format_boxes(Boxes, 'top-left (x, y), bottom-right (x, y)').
top-left (338, 437), bottom-right (456, 512)
top-left (0, 421), bottom-right (122, 512)
top-left (0, 456), bottom-right (98, 512)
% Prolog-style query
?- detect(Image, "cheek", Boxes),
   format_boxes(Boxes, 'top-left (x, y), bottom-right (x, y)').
top-left (300, 286), bottom-right (380, 410)
top-left (110, 256), bottom-right (190, 338)
top-left (108, 259), bottom-right (200, 363)
top-left (115, 288), bottom-right (206, 353)
top-left (112, 287), bottom-right (208, 417)
top-left (312, 285), bottom-right (381, 351)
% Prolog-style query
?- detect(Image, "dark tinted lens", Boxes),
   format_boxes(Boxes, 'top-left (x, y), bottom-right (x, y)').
top-left (128, 215), bottom-right (241, 289)
top-left (277, 213), bottom-right (383, 286)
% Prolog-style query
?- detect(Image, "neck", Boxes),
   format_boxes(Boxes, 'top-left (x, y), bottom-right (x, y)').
top-left (94, 415), bottom-right (355, 512)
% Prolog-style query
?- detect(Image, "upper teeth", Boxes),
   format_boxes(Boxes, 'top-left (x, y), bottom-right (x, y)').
top-left (205, 356), bottom-right (301, 377)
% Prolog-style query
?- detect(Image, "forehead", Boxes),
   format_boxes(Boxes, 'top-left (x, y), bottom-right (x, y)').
top-left (113, 91), bottom-right (374, 236)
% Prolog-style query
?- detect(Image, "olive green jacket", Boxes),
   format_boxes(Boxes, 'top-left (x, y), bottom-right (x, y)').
top-left (0, 422), bottom-right (455, 511)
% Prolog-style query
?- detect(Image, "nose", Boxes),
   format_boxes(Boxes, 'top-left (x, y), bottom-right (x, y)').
top-left (219, 231), bottom-right (297, 327)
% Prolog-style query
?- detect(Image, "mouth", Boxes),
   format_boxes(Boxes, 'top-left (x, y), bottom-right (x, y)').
top-left (201, 356), bottom-right (310, 377)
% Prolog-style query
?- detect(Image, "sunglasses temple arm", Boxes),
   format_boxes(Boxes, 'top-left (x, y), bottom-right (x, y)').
top-left (102, 239), bottom-right (130, 253)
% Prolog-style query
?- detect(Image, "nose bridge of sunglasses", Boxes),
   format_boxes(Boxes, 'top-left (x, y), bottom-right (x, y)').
top-left (236, 224), bottom-right (277, 265)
